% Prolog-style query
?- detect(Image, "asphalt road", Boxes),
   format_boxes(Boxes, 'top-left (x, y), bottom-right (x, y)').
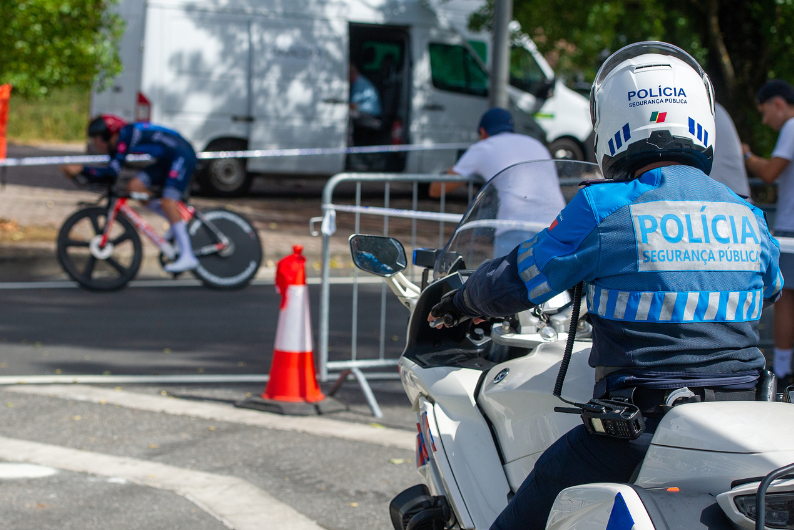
top-left (0, 282), bottom-right (419, 530)
top-left (0, 283), bottom-right (409, 377)
top-left (0, 144), bottom-right (429, 530)
top-left (0, 384), bottom-right (419, 530)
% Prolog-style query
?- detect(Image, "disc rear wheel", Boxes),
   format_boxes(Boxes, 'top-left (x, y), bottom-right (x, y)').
top-left (188, 209), bottom-right (262, 289)
top-left (57, 207), bottom-right (142, 291)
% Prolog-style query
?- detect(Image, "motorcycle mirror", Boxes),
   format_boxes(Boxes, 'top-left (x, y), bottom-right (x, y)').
top-left (348, 235), bottom-right (407, 278)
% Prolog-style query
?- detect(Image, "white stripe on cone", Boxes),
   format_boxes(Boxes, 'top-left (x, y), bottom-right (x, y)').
top-left (274, 285), bottom-right (313, 353)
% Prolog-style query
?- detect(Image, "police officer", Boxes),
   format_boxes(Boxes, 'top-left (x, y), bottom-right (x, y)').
top-left (61, 115), bottom-right (199, 273)
top-left (430, 108), bottom-right (562, 258)
top-left (428, 42), bottom-right (783, 530)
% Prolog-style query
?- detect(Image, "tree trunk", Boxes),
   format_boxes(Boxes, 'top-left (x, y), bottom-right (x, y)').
top-left (707, 0), bottom-right (736, 102)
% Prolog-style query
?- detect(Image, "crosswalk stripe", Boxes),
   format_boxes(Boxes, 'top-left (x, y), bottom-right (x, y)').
top-left (0, 435), bottom-right (322, 530)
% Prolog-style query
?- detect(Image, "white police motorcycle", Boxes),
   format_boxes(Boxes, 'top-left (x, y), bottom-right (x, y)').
top-left (349, 160), bottom-right (794, 530)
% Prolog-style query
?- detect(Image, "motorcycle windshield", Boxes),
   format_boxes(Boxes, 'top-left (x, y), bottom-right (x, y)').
top-left (434, 160), bottom-right (602, 278)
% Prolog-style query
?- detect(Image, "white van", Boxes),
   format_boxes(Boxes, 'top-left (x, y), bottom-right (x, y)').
top-left (92, 0), bottom-right (582, 196)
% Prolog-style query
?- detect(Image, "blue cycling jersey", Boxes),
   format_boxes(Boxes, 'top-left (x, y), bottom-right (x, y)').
top-left (454, 165), bottom-right (783, 395)
top-left (81, 123), bottom-right (196, 200)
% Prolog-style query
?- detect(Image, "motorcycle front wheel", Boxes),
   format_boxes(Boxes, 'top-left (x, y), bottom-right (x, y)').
top-left (188, 208), bottom-right (262, 289)
top-left (57, 207), bottom-right (143, 291)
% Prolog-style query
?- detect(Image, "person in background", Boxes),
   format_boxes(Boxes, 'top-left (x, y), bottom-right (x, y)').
top-left (349, 63), bottom-right (382, 119)
top-left (430, 107), bottom-right (564, 257)
top-left (349, 63), bottom-right (382, 141)
top-left (711, 102), bottom-right (751, 197)
top-left (742, 79), bottom-right (794, 385)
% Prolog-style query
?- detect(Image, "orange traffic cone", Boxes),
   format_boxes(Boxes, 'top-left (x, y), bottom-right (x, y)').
top-left (237, 246), bottom-right (343, 415)
top-left (262, 245), bottom-right (324, 403)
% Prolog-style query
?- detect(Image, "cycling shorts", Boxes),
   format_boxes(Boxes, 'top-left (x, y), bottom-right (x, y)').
top-left (135, 148), bottom-right (197, 201)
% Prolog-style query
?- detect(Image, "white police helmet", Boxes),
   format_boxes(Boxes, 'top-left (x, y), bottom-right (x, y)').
top-left (590, 42), bottom-right (715, 179)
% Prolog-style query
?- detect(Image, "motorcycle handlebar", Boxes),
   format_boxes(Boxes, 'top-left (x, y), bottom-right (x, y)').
top-left (428, 313), bottom-right (471, 329)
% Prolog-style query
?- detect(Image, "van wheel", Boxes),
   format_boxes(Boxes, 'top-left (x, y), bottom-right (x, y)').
top-left (549, 138), bottom-right (585, 161)
top-left (198, 140), bottom-right (251, 197)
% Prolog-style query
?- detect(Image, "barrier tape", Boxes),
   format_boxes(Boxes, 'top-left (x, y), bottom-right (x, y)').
top-left (322, 204), bottom-right (794, 256)
top-left (0, 142), bottom-right (472, 168)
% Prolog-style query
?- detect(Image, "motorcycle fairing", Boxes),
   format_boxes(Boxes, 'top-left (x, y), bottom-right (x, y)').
top-left (405, 359), bottom-right (513, 528)
top-left (636, 401), bottom-right (794, 494)
top-left (416, 396), bottom-right (475, 528)
top-left (549, 482), bottom-right (735, 530)
top-left (546, 484), bottom-right (655, 530)
top-left (478, 341), bottom-right (595, 491)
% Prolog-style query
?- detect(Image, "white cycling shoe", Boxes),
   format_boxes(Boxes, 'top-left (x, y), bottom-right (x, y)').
top-left (165, 253), bottom-right (199, 273)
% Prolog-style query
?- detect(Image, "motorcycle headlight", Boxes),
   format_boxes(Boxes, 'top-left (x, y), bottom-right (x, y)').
top-left (734, 492), bottom-right (794, 529)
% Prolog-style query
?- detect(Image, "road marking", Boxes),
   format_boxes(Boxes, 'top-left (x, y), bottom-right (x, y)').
top-left (0, 372), bottom-right (400, 385)
top-left (0, 463), bottom-right (58, 479)
top-left (0, 276), bottom-right (384, 290)
top-left (8, 385), bottom-right (415, 451)
top-left (0, 435), bottom-right (322, 530)
top-left (0, 374), bottom-right (270, 385)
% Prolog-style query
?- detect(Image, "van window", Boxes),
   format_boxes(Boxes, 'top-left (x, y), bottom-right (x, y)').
top-left (467, 40), bottom-right (487, 63)
top-left (361, 42), bottom-right (403, 73)
top-left (510, 46), bottom-right (548, 96)
top-left (428, 43), bottom-right (489, 97)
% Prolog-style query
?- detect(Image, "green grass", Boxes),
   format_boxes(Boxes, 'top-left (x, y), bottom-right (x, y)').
top-left (6, 87), bottom-right (90, 143)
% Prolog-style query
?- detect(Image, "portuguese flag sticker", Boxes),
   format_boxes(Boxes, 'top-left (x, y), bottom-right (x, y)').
top-left (650, 111), bottom-right (667, 123)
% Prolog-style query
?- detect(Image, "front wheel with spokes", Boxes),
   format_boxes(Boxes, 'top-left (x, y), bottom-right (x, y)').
top-left (57, 207), bottom-right (143, 291)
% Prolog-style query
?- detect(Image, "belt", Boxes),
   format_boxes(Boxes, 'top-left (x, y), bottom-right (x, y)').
top-left (615, 386), bottom-right (757, 417)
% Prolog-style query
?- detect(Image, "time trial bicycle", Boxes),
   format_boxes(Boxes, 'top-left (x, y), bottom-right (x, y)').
top-left (57, 176), bottom-right (262, 291)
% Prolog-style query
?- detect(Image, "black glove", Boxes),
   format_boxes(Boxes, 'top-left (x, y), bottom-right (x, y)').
top-left (429, 289), bottom-right (470, 328)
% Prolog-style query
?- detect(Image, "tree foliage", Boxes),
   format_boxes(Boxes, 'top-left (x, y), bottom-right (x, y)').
top-left (470, 0), bottom-right (794, 154)
top-left (0, 0), bottom-right (124, 98)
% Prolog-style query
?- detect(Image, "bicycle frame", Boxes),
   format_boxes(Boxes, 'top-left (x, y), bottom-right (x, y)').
top-left (98, 196), bottom-right (231, 262)
top-left (98, 197), bottom-right (192, 261)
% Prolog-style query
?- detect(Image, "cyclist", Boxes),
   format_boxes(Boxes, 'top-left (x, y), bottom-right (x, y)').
top-left (61, 115), bottom-right (199, 272)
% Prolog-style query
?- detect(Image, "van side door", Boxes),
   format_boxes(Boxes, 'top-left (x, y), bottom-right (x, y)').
top-left (411, 29), bottom-right (489, 173)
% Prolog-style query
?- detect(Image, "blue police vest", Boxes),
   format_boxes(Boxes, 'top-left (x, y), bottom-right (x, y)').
top-left (515, 166), bottom-right (782, 393)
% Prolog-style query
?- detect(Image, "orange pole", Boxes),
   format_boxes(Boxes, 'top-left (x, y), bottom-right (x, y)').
top-left (0, 85), bottom-right (10, 160)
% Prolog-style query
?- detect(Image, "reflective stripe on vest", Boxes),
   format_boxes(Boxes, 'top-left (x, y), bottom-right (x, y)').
top-left (586, 284), bottom-right (763, 323)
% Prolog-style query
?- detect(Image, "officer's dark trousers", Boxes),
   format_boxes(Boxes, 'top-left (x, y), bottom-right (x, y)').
top-left (489, 417), bottom-right (660, 530)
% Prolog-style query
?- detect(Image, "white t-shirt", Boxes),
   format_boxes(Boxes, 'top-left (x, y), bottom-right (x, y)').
top-left (710, 103), bottom-right (751, 197)
top-left (772, 117), bottom-right (794, 231)
top-left (452, 132), bottom-right (564, 226)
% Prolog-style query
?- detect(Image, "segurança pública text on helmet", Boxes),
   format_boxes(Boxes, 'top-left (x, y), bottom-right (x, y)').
top-left (629, 98), bottom-right (687, 107)
top-left (628, 87), bottom-right (687, 100)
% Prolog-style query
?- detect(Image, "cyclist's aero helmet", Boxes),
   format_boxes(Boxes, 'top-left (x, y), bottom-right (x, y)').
top-left (87, 114), bottom-right (128, 141)
top-left (590, 42), bottom-right (715, 179)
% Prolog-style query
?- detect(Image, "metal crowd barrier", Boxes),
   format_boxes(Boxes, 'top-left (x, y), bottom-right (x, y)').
top-left (312, 172), bottom-right (486, 417)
